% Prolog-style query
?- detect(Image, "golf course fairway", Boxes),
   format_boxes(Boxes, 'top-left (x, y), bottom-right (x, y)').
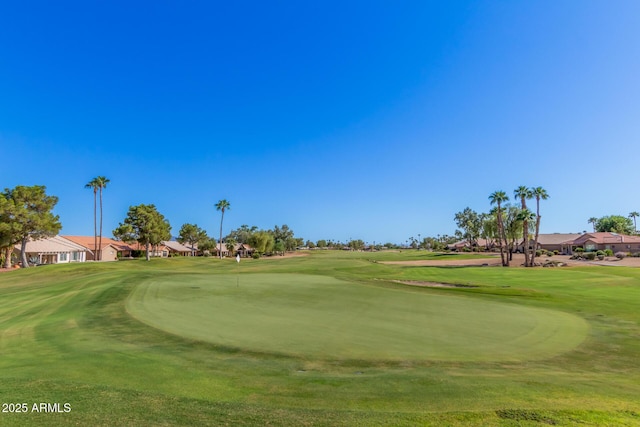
top-left (126, 273), bottom-right (588, 362)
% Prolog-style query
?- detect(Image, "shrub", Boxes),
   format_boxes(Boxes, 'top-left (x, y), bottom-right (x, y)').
top-left (575, 247), bottom-right (585, 253)
top-left (604, 249), bottom-right (614, 256)
top-left (546, 251), bottom-right (554, 257)
top-left (597, 254), bottom-right (605, 260)
top-left (615, 252), bottom-right (627, 259)
top-left (596, 250), bottom-right (605, 256)
top-left (252, 252), bottom-right (261, 259)
top-left (535, 249), bottom-right (543, 257)
top-left (553, 250), bottom-right (559, 255)
top-left (585, 252), bottom-right (596, 260)
top-left (633, 252), bottom-right (640, 258)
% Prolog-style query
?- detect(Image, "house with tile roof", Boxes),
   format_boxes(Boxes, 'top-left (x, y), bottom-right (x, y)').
top-left (560, 232), bottom-right (640, 254)
top-left (162, 240), bottom-right (198, 256)
top-left (13, 236), bottom-right (91, 266)
top-left (63, 236), bottom-right (135, 261)
top-left (518, 233), bottom-right (582, 254)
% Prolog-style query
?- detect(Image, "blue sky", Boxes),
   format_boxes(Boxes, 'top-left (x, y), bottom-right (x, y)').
top-left (1, 1), bottom-right (639, 244)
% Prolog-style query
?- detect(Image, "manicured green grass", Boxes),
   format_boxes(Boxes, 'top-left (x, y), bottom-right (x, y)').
top-left (127, 273), bottom-right (587, 362)
top-left (0, 251), bottom-right (639, 426)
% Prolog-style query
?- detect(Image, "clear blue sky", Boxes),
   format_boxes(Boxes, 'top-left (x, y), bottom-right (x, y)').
top-left (2, 1), bottom-right (639, 244)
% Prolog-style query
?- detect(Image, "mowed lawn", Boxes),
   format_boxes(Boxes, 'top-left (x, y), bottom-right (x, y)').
top-left (127, 273), bottom-right (587, 362)
top-left (0, 251), bottom-right (639, 426)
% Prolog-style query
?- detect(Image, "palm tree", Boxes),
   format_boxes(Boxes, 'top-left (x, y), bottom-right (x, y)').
top-left (85, 176), bottom-right (110, 261)
top-left (95, 176), bottom-right (110, 261)
top-left (489, 191), bottom-right (509, 266)
top-left (215, 199), bottom-right (230, 259)
top-left (514, 186), bottom-right (533, 266)
top-left (531, 186), bottom-right (549, 264)
top-left (587, 217), bottom-right (598, 232)
top-left (85, 178), bottom-right (100, 260)
top-left (629, 212), bottom-right (639, 234)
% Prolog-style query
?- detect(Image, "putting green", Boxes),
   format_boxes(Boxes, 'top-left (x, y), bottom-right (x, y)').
top-left (126, 273), bottom-right (588, 362)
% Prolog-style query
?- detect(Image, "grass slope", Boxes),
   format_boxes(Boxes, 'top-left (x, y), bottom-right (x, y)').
top-left (0, 252), bottom-right (639, 426)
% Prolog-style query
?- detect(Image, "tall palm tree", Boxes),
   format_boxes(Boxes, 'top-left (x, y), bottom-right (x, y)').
top-left (587, 217), bottom-right (598, 232)
top-left (215, 199), bottom-right (230, 259)
top-left (85, 176), bottom-right (110, 261)
top-left (85, 178), bottom-right (100, 260)
top-left (514, 186), bottom-right (533, 266)
top-left (629, 212), bottom-right (639, 234)
top-left (489, 191), bottom-right (509, 266)
top-left (531, 186), bottom-right (549, 264)
top-left (96, 176), bottom-right (110, 260)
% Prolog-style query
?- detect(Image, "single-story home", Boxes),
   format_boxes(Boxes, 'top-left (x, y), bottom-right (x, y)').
top-left (448, 238), bottom-right (496, 251)
top-left (213, 242), bottom-right (254, 258)
top-left (13, 236), bottom-right (91, 266)
top-left (162, 240), bottom-right (199, 256)
top-left (518, 233), bottom-right (582, 254)
top-left (560, 232), bottom-right (640, 254)
top-left (63, 236), bottom-right (135, 261)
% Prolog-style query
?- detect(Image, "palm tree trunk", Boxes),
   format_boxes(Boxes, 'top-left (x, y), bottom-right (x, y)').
top-left (532, 198), bottom-right (542, 266)
top-left (93, 189), bottom-right (97, 261)
top-left (99, 187), bottom-right (103, 261)
top-left (496, 204), bottom-right (507, 266)
top-left (219, 211), bottom-right (224, 259)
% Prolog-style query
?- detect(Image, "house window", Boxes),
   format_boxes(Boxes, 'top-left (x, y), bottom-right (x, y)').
top-left (59, 253), bottom-right (68, 261)
top-left (72, 252), bottom-right (80, 261)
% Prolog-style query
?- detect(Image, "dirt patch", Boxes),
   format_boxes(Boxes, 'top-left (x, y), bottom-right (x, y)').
top-left (392, 280), bottom-right (478, 289)
top-left (382, 253), bottom-right (640, 268)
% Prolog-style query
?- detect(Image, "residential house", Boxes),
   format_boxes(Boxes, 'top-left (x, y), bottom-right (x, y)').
top-left (518, 233), bottom-right (582, 254)
top-left (63, 236), bottom-right (135, 261)
top-left (162, 240), bottom-right (199, 256)
top-left (448, 238), bottom-right (496, 251)
top-left (214, 242), bottom-right (254, 258)
top-left (561, 232), bottom-right (640, 254)
top-left (13, 236), bottom-right (90, 266)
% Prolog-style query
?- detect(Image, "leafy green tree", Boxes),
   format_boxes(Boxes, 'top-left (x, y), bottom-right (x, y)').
top-left (306, 240), bottom-right (315, 249)
top-left (85, 176), bottom-right (110, 260)
top-left (0, 194), bottom-right (17, 268)
top-left (273, 239), bottom-right (286, 256)
top-left (1, 185), bottom-right (62, 268)
top-left (454, 207), bottom-right (482, 249)
top-left (215, 199), bottom-right (230, 259)
top-left (348, 239), bottom-right (365, 250)
top-left (113, 204), bottom-right (171, 261)
top-left (248, 230), bottom-right (275, 255)
top-left (198, 238), bottom-right (217, 256)
top-left (177, 223), bottom-right (208, 256)
top-left (316, 239), bottom-right (327, 248)
top-left (479, 212), bottom-right (498, 250)
top-left (489, 190), bottom-right (509, 266)
top-left (226, 224), bottom-right (257, 243)
top-left (272, 224), bottom-right (299, 251)
top-left (588, 217), bottom-right (598, 232)
top-left (595, 215), bottom-right (634, 234)
top-left (629, 212), bottom-right (639, 233)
